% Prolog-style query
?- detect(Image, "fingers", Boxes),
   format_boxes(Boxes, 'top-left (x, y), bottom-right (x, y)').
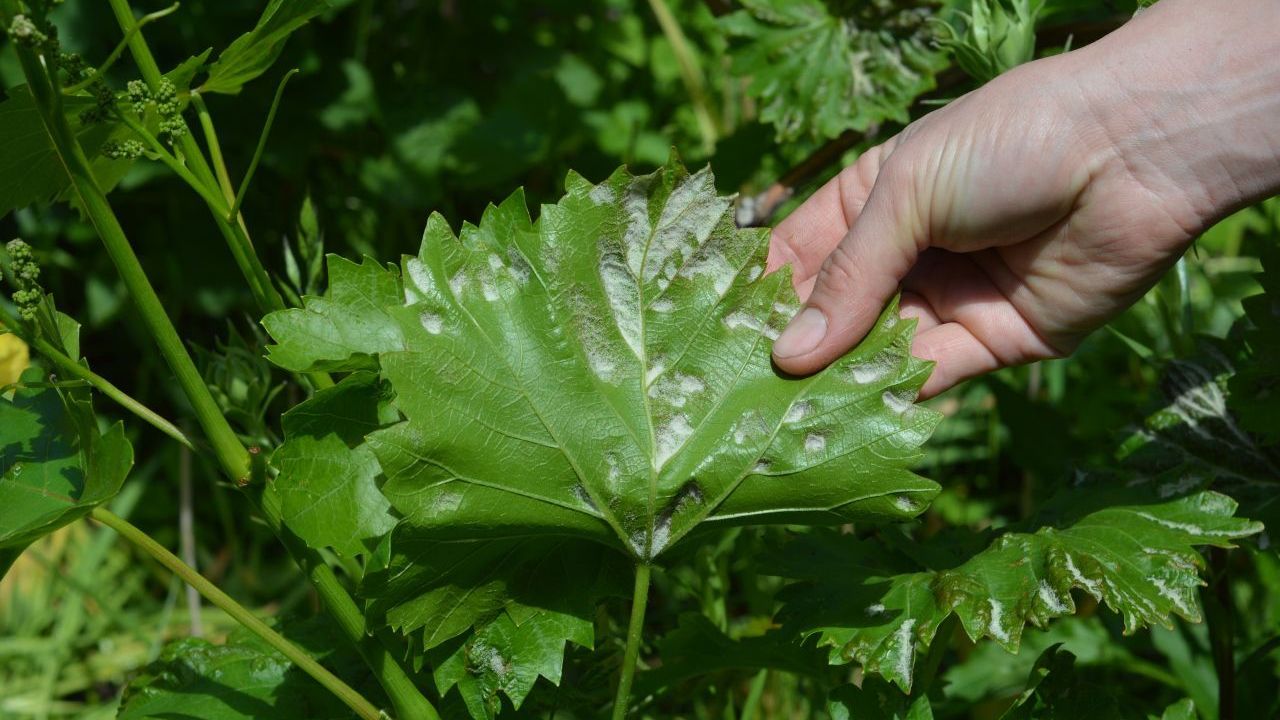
top-left (771, 158), bottom-right (922, 375)
top-left (901, 250), bottom-right (1065, 398)
top-left (767, 143), bottom-right (890, 289)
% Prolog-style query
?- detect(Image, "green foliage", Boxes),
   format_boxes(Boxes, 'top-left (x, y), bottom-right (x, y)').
top-left (200, 0), bottom-right (331, 95)
top-left (0, 1), bottom-right (1278, 719)
top-left (721, 0), bottom-right (947, 141)
top-left (769, 480), bottom-right (1260, 691)
top-left (936, 0), bottom-right (1045, 83)
top-left (266, 158), bottom-right (940, 563)
top-left (0, 366), bottom-right (133, 578)
top-left (117, 619), bottom-right (377, 720)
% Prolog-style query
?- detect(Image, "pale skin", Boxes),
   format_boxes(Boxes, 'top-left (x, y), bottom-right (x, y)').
top-left (769, 0), bottom-right (1280, 398)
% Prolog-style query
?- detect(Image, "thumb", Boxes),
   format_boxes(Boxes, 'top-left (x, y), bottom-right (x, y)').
top-left (771, 163), bottom-right (924, 375)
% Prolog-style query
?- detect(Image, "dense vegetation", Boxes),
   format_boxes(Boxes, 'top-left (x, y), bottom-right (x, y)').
top-left (1, 1), bottom-right (1277, 719)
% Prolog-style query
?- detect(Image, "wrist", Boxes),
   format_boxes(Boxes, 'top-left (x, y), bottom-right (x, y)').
top-left (1071, 0), bottom-right (1280, 235)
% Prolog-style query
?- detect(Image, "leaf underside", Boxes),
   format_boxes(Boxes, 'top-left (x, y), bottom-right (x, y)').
top-left (266, 156), bottom-right (941, 563)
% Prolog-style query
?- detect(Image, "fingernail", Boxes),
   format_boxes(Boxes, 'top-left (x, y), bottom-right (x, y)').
top-left (773, 307), bottom-right (827, 358)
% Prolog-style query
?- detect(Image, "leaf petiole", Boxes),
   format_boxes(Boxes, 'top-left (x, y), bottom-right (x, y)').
top-left (228, 68), bottom-right (298, 222)
top-left (613, 563), bottom-right (653, 720)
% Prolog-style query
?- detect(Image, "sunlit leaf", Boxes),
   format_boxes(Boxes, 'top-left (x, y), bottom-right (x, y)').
top-left (266, 157), bottom-right (941, 563)
top-left (721, 0), bottom-right (946, 141)
top-left (769, 479), bottom-right (1261, 691)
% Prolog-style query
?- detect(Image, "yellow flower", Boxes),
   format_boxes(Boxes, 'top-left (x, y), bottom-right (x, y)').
top-left (0, 330), bottom-right (30, 386)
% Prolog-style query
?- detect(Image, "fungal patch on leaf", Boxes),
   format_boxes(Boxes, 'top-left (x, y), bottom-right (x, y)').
top-left (265, 156), bottom-right (940, 561)
top-left (768, 475), bottom-right (1261, 692)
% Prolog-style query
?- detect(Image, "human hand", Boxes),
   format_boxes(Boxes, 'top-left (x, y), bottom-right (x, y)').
top-left (768, 0), bottom-right (1280, 398)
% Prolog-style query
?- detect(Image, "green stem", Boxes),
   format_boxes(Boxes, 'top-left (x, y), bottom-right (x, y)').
top-left (612, 563), bottom-right (652, 720)
top-left (228, 68), bottom-right (297, 222)
top-left (30, 334), bottom-right (196, 452)
top-left (13, 23), bottom-right (409, 715)
top-left (62, 2), bottom-right (180, 95)
top-left (12, 44), bottom-right (250, 483)
top-left (645, 0), bottom-right (717, 153)
top-left (739, 669), bottom-right (767, 720)
top-left (189, 92), bottom-right (237, 208)
top-left (256, 489), bottom-right (440, 720)
top-left (91, 508), bottom-right (384, 720)
top-left (1207, 548), bottom-right (1236, 720)
top-left (105, 0), bottom-right (220, 191)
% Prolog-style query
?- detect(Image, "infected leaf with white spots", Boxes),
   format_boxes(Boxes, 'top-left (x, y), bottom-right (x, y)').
top-left (768, 478), bottom-right (1261, 691)
top-left (265, 157), bottom-right (941, 562)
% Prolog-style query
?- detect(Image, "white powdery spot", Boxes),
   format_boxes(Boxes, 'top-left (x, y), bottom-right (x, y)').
top-left (404, 258), bottom-right (433, 301)
top-left (487, 253), bottom-right (504, 272)
top-left (645, 359), bottom-right (667, 388)
top-left (987, 598), bottom-right (1011, 643)
top-left (419, 312), bottom-right (444, 335)
top-left (882, 389), bottom-right (913, 415)
top-left (1037, 580), bottom-right (1069, 614)
top-left (605, 454), bottom-right (624, 490)
top-left (851, 357), bottom-right (892, 384)
top-left (1063, 554), bottom-right (1103, 599)
top-left (894, 495), bottom-right (917, 513)
top-left (890, 619), bottom-right (916, 682)
top-left (448, 270), bottom-right (468, 298)
top-left (589, 182), bottom-right (616, 205)
top-left (804, 433), bottom-right (826, 454)
top-left (599, 252), bottom-right (643, 360)
top-left (865, 603), bottom-right (887, 617)
top-left (649, 372), bottom-right (706, 408)
top-left (733, 410), bottom-right (769, 446)
top-left (654, 414), bottom-right (694, 469)
top-left (681, 249), bottom-right (736, 297)
top-left (432, 490), bottom-right (463, 514)
top-left (784, 401), bottom-right (812, 424)
top-left (651, 298), bottom-right (675, 313)
top-left (623, 183), bottom-right (654, 277)
top-left (723, 311), bottom-right (779, 340)
top-left (480, 274), bottom-right (499, 302)
top-left (1133, 512), bottom-right (1209, 536)
top-left (752, 460), bottom-right (771, 474)
top-left (1151, 576), bottom-right (1195, 615)
top-left (772, 301), bottom-right (798, 316)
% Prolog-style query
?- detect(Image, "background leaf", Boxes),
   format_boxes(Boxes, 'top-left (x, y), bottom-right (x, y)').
top-left (201, 0), bottom-right (331, 95)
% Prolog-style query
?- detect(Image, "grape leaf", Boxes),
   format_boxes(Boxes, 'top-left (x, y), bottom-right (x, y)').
top-left (0, 368), bottom-right (133, 578)
top-left (268, 371), bottom-right (396, 557)
top-left (721, 0), bottom-right (946, 142)
top-left (201, 0), bottom-right (331, 95)
top-left (0, 88), bottom-right (129, 219)
top-left (1119, 342), bottom-right (1280, 534)
top-left (363, 534), bottom-right (629, 717)
top-left (118, 619), bottom-right (378, 720)
top-left (768, 478), bottom-right (1261, 691)
top-left (265, 157), bottom-right (941, 563)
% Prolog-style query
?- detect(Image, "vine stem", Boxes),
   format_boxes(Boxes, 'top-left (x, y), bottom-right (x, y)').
top-left (645, 0), bottom-right (717, 153)
top-left (612, 563), bottom-right (653, 720)
top-left (91, 507), bottom-right (384, 720)
top-left (11, 8), bottom-right (420, 715)
top-left (34, 335), bottom-right (196, 451)
top-left (9, 40), bottom-right (250, 483)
